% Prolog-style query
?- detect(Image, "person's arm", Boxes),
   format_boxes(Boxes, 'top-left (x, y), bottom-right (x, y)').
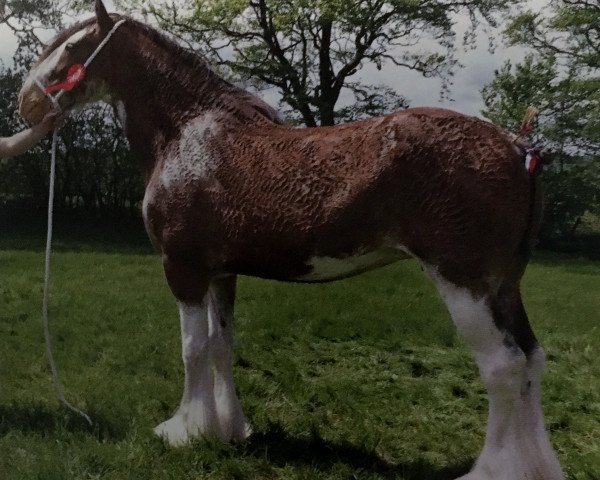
top-left (0, 112), bottom-right (63, 159)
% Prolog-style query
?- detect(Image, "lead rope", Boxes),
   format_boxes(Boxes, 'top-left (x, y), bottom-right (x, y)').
top-left (35, 19), bottom-right (126, 426)
top-left (38, 84), bottom-right (92, 425)
top-left (42, 128), bottom-right (92, 425)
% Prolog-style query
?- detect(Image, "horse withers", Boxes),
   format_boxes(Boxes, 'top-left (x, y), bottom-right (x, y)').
top-left (18, 2), bottom-right (564, 479)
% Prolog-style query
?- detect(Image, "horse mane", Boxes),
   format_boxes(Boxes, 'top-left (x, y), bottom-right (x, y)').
top-left (124, 16), bottom-right (285, 125)
top-left (37, 14), bottom-right (210, 72)
top-left (38, 14), bottom-right (284, 125)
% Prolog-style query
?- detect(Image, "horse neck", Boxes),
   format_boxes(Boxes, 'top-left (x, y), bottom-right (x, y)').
top-left (107, 26), bottom-right (239, 179)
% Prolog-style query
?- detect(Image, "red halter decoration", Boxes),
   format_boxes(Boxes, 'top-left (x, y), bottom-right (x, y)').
top-left (44, 64), bottom-right (86, 94)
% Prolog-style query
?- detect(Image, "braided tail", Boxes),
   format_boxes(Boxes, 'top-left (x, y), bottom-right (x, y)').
top-left (515, 106), bottom-right (547, 257)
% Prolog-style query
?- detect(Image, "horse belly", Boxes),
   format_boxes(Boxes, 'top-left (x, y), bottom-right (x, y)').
top-left (292, 248), bottom-right (410, 282)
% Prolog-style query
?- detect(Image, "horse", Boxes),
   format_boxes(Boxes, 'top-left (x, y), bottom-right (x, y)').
top-left (18, 2), bottom-right (564, 479)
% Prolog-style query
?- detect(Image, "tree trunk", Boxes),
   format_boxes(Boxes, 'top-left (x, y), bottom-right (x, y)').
top-left (569, 216), bottom-right (582, 238)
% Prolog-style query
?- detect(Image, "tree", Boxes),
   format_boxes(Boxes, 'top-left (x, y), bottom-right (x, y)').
top-left (502, 0), bottom-right (600, 157)
top-left (482, 0), bottom-right (600, 239)
top-left (0, 1), bottom-right (65, 65)
top-left (0, 65), bottom-right (143, 217)
top-left (483, 59), bottom-right (600, 239)
top-left (0, 3), bottom-right (144, 218)
top-left (116, 0), bottom-right (521, 126)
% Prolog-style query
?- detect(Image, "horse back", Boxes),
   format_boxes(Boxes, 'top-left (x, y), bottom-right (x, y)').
top-left (143, 107), bottom-right (530, 282)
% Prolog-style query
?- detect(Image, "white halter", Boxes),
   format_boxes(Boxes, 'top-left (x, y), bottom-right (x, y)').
top-left (35, 19), bottom-right (127, 108)
top-left (39, 18), bottom-right (126, 426)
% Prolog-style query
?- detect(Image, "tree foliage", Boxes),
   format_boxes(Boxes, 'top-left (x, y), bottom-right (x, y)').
top-left (0, 68), bottom-right (142, 217)
top-left (0, 2), bottom-right (143, 218)
top-left (0, 1), bottom-right (66, 66)
top-left (117, 0), bottom-right (521, 126)
top-left (503, 0), bottom-right (600, 156)
top-left (482, 0), bottom-right (600, 239)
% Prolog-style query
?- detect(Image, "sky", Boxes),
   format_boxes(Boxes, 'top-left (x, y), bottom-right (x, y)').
top-left (0, 0), bottom-right (549, 119)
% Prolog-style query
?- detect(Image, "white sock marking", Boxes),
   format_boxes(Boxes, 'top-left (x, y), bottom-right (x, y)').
top-left (208, 286), bottom-right (251, 440)
top-left (155, 286), bottom-right (250, 445)
top-left (154, 301), bottom-right (220, 445)
top-left (425, 265), bottom-right (563, 480)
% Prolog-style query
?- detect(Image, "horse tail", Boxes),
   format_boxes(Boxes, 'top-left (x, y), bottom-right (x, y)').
top-left (514, 106), bottom-right (550, 258)
top-left (521, 172), bottom-right (544, 258)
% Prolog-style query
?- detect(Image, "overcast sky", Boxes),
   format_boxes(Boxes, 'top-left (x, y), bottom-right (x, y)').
top-left (0, 0), bottom-right (548, 119)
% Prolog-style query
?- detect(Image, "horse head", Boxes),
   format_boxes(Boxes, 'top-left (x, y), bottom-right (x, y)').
top-left (19, 0), bottom-right (120, 125)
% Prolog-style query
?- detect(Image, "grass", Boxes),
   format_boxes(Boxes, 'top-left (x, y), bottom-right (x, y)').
top-left (1, 231), bottom-right (599, 479)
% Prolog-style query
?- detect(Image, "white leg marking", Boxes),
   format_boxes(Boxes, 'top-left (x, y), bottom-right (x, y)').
top-left (425, 267), bottom-right (563, 480)
top-left (208, 286), bottom-right (252, 441)
top-left (511, 347), bottom-right (564, 480)
top-left (154, 301), bottom-right (221, 446)
top-left (155, 282), bottom-right (251, 446)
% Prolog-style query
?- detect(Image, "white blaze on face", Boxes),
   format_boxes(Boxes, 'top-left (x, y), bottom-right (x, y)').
top-left (160, 112), bottom-right (221, 189)
top-left (19, 28), bottom-right (92, 124)
top-left (26, 28), bottom-right (91, 91)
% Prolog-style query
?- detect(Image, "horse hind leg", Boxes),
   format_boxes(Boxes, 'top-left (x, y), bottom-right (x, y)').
top-left (486, 283), bottom-right (563, 479)
top-left (425, 266), bottom-right (564, 480)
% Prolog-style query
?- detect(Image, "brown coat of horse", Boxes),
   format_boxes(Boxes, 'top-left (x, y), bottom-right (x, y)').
top-left (18, 3), bottom-right (563, 479)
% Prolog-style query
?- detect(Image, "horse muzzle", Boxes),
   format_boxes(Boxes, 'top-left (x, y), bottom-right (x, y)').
top-left (18, 79), bottom-right (53, 125)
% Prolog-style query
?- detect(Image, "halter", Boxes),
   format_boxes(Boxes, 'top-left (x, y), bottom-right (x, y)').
top-left (37, 18), bottom-right (126, 427)
top-left (35, 19), bottom-right (127, 108)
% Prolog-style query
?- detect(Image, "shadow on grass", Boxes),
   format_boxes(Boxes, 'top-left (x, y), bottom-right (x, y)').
top-left (244, 422), bottom-right (473, 480)
top-left (0, 401), bottom-right (129, 441)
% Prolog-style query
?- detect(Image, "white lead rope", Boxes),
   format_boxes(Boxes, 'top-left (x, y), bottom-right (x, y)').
top-left (42, 130), bottom-right (93, 426)
top-left (40, 88), bottom-right (92, 424)
top-left (38, 18), bottom-right (126, 426)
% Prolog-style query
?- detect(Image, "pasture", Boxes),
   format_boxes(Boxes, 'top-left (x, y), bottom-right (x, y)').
top-left (1, 230), bottom-right (599, 480)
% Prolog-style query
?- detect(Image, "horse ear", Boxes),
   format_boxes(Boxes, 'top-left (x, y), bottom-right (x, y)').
top-left (95, 0), bottom-right (114, 32)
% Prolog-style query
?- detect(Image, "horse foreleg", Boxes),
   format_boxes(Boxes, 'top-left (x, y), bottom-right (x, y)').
top-left (154, 259), bottom-right (249, 445)
top-left (154, 259), bottom-right (220, 445)
top-left (426, 267), bottom-right (563, 480)
top-left (154, 300), bottom-right (224, 445)
top-left (208, 276), bottom-right (252, 441)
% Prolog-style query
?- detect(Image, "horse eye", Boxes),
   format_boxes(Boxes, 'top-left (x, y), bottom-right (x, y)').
top-left (65, 43), bottom-right (74, 51)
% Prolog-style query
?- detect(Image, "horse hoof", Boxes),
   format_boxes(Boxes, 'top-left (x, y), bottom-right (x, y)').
top-left (455, 466), bottom-right (564, 480)
top-left (240, 421), bottom-right (253, 440)
top-left (154, 415), bottom-right (191, 446)
top-left (154, 414), bottom-right (252, 446)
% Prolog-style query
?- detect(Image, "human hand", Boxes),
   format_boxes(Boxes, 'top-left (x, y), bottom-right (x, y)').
top-left (40, 111), bottom-right (65, 131)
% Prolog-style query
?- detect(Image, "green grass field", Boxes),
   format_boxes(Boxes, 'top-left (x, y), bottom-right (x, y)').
top-left (1, 234), bottom-right (599, 479)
